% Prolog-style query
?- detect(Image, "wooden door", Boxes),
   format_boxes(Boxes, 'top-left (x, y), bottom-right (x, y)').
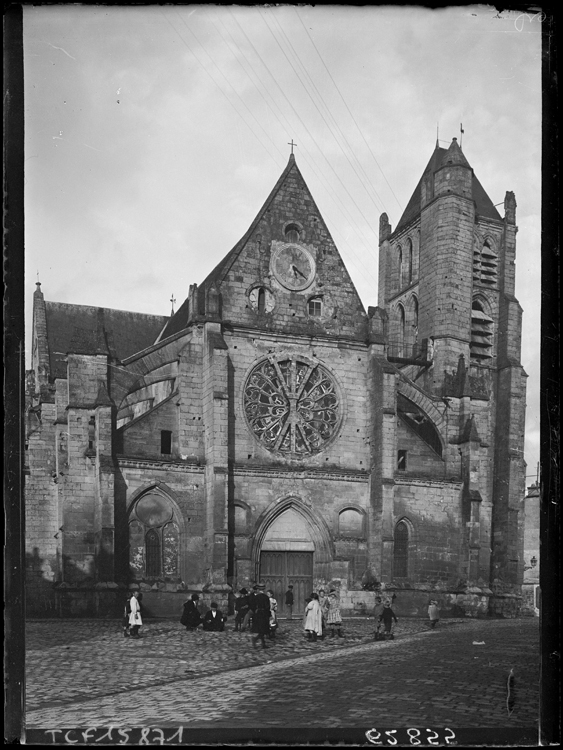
top-left (260, 551), bottom-right (313, 616)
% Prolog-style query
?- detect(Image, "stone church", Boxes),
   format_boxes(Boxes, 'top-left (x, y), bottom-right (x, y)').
top-left (25, 138), bottom-right (527, 619)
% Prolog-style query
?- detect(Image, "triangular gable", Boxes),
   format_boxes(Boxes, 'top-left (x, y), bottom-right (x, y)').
top-left (159, 155), bottom-right (367, 341)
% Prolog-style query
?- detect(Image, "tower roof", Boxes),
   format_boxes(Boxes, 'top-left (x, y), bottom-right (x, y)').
top-left (395, 138), bottom-right (502, 232)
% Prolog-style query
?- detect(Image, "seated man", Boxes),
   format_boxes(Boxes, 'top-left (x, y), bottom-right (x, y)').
top-left (202, 601), bottom-right (226, 632)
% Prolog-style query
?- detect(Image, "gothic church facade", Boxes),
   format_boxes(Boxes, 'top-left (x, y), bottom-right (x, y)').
top-left (25, 139), bottom-right (527, 618)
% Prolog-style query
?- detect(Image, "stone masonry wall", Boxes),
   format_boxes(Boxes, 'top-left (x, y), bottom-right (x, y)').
top-left (25, 401), bottom-right (61, 616)
top-left (393, 480), bottom-right (463, 586)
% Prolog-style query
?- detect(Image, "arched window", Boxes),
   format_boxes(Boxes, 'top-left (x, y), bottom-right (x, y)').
top-left (398, 304), bottom-right (406, 356)
top-left (398, 246), bottom-right (403, 288)
top-left (394, 521), bottom-right (409, 578)
top-left (406, 238), bottom-right (413, 285)
top-left (234, 505), bottom-right (247, 535)
top-left (285, 223), bottom-right (301, 242)
top-left (128, 492), bottom-right (180, 580)
top-left (338, 508), bottom-right (364, 537)
top-left (249, 286), bottom-right (274, 313)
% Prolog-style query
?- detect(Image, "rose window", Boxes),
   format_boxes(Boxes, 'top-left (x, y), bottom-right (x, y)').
top-left (243, 356), bottom-right (341, 456)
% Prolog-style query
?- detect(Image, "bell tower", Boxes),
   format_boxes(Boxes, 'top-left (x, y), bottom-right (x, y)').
top-left (378, 137), bottom-right (527, 611)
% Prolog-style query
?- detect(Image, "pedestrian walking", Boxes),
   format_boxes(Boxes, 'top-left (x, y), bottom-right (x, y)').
top-left (243, 585), bottom-right (258, 632)
top-left (251, 583), bottom-right (271, 649)
top-left (122, 594), bottom-right (132, 637)
top-left (234, 588), bottom-right (249, 632)
top-left (267, 589), bottom-right (278, 639)
top-left (285, 584), bottom-right (294, 620)
top-left (325, 589), bottom-right (344, 638)
top-left (373, 595), bottom-right (385, 639)
top-left (304, 592), bottom-right (323, 642)
top-left (202, 601), bottom-right (226, 631)
top-left (180, 593), bottom-right (202, 631)
top-left (128, 591), bottom-right (143, 639)
top-left (428, 599), bottom-right (440, 629)
top-left (378, 601), bottom-right (398, 639)
top-left (318, 588), bottom-right (328, 639)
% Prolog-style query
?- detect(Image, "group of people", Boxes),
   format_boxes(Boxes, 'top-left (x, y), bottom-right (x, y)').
top-left (124, 585), bottom-right (439, 642)
top-left (180, 594), bottom-right (228, 632)
top-left (303, 589), bottom-right (344, 641)
top-left (179, 583), bottom-right (277, 648)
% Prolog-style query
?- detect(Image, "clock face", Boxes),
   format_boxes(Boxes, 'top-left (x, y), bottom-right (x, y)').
top-left (271, 243), bottom-right (315, 291)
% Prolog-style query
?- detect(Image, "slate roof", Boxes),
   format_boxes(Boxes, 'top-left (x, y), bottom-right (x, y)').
top-left (44, 302), bottom-right (169, 380)
top-left (395, 141), bottom-right (502, 232)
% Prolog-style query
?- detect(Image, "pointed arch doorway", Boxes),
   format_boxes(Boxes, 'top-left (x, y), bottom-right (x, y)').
top-left (259, 507), bottom-right (315, 616)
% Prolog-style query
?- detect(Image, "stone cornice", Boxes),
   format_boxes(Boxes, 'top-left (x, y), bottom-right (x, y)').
top-left (224, 325), bottom-right (369, 351)
top-left (234, 464), bottom-right (369, 482)
top-left (116, 456), bottom-right (205, 473)
top-left (394, 475), bottom-right (463, 487)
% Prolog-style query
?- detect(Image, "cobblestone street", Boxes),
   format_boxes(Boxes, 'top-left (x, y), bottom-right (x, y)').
top-left (23, 616), bottom-right (539, 744)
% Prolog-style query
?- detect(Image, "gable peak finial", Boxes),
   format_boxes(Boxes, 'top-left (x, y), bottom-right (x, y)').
top-left (170, 293), bottom-right (176, 316)
top-left (288, 139), bottom-right (297, 158)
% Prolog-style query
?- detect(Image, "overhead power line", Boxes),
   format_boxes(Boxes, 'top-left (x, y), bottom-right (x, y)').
top-left (294, 7), bottom-right (403, 213)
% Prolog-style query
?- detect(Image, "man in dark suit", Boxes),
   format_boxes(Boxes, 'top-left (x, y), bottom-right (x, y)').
top-left (202, 601), bottom-right (226, 632)
top-left (251, 583), bottom-right (271, 649)
top-left (243, 584), bottom-right (258, 631)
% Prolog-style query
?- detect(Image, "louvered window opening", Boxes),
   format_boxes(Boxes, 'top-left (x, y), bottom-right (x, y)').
top-left (473, 241), bottom-right (498, 286)
top-left (470, 305), bottom-right (493, 361)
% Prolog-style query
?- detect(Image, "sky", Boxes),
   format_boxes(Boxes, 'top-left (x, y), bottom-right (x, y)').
top-left (23, 4), bottom-right (542, 482)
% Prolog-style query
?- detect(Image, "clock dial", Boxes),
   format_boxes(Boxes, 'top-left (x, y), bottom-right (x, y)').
top-left (271, 243), bottom-right (315, 290)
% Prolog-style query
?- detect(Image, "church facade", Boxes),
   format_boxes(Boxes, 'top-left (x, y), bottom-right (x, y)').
top-left (25, 139), bottom-right (527, 619)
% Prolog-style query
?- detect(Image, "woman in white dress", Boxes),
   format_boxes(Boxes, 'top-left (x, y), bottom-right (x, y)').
top-left (129, 591), bottom-right (143, 639)
top-left (303, 592), bottom-right (323, 642)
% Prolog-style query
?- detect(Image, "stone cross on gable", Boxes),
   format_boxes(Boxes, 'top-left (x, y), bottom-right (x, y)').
top-left (288, 139), bottom-right (297, 155)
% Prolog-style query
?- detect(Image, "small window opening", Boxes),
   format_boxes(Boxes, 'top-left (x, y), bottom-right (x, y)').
top-left (397, 450), bottom-right (407, 471)
top-left (257, 287), bottom-right (266, 313)
top-left (308, 298), bottom-right (322, 317)
top-left (88, 416), bottom-right (96, 450)
top-left (161, 430), bottom-right (172, 455)
top-left (285, 223), bottom-right (300, 242)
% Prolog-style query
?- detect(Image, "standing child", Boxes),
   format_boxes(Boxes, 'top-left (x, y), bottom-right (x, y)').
top-left (234, 588), bottom-right (249, 632)
top-left (373, 596), bottom-right (385, 640)
top-left (285, 584), bottom-right (294, 620)
top-left (378, 601), bottom-right (398, 639)
top-left (325, 590), bottom-right (344, 637)
top-left (267, 589), bottom-right (278, 639)
top-left (123, 595), bottom-right (132, 637)
top-left (303, 592), bottom-right (323, 642)
top-left (428, 600), bottom-right (440, 629)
